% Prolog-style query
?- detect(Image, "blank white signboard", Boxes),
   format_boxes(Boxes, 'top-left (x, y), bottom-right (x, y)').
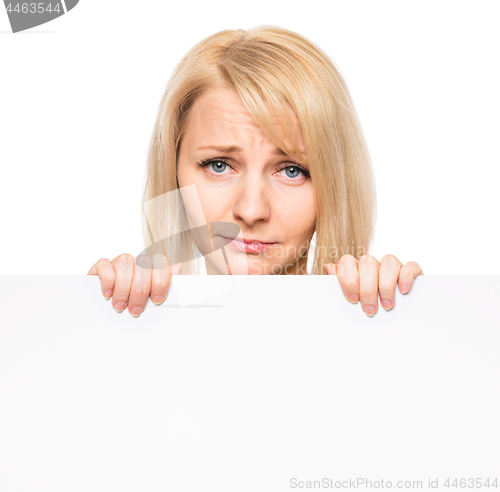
top-left (0, 275), bottom-right (499, 491)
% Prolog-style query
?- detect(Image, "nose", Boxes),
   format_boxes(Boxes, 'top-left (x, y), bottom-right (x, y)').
top-left (232, 178), bottom-right (272, 227)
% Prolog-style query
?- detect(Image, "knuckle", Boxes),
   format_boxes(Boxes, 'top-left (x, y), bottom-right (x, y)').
top-left (339, 277), bottom-right (357, 289)
top-left (400, 265), bottom-right (415, 276)
top-left (339, 254), bottom-right (356, 264)
top-left (358, 254), bottom-right (377, 265)
top-left (114, 286), bottom-right (130, 298)
top-left (131, 287), bottom-right (150, 299)
top-left (115, 253), bottom-right (134, 265)
top-left (337, 264), bottom-right (358, 277)
top-left (152, 253), bottom-right (168, 264)
top-left (152, 279), bottom-right (170, 291)
top-left (359, 288), bottom-right (375, 298)
top-left (135, 255), bottom-right (153, 269)
top-left (382, 254), bottom-right (400, 265)
top-left (378, 285), bottom-right (393, 297)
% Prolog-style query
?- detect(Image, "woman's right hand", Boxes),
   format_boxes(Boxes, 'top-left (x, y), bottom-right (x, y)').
top-left (87, 254), bottom-right (183, 317)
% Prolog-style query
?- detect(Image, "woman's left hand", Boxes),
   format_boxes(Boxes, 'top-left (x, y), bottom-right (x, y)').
top-left (324, 254), bottom-right (423, 317)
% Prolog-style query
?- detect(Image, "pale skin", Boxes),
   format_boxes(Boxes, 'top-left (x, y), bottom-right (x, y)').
top-left (88, 87), bottom-right (423, 317)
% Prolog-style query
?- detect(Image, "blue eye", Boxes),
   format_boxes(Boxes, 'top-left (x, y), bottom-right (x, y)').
top-left (283, 166), bottom-right (301, 178)
top-left (210, 161), bottom-right (228, 173)
top-left (277, 165), bottom-right (310, 180)
top-left (197, 158), bottom-right (232, 175)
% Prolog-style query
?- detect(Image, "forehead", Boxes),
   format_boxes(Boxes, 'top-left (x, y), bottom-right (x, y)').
top-left (185, 87), bottom-right (303, 147)
top-left (190, 87), bottom-right (253, 121)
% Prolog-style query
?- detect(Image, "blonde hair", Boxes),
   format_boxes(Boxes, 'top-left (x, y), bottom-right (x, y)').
top-left (141, 25), bottom-right (377, 275)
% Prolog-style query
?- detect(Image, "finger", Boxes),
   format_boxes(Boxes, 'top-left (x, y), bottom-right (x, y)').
top-left (128, 255), bottom-right (153, 317)
top-left (110, 254), bottom-right (135, 313)
top-left (171, 263), bottom-right (183, 275)
top-left (150, 254), bottom-right (172, 306)
top-left (87, 258), bottom-right (115, 300)
top-left (358, 254), bottom-right (381, 317)
top-left (324, 263), bottom-right (336, 275)
top-left (335, 255), bottom-right (360, 304)
top-left (379, 254), bottom-right (403, 311)
top-left (398, 261), bottom-right (424, 294)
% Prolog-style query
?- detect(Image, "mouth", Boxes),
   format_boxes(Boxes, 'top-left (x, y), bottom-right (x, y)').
top-left (221, 236), bottom-right (277, 254)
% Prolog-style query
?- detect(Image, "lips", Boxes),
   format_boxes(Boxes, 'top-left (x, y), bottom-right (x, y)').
top-left (221, 236), bottom-right (276, 254)
top-left (229, 238), bottom-right (275, 245)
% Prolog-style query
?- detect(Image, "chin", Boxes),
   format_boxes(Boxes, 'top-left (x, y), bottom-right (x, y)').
top-left (205, 251), bottom-right (295, 275)
top-left (245, 259), bottom-right (286, 275)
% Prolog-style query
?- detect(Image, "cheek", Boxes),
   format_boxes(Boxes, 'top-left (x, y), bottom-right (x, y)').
top-left (277, 192), bottom-right (316, 241)
top-left (193, 183), bottom-right (233, 221)
top-left (176, 161), bottom-right (193, 189)
top-left (177, 165), bottom-right (216, 215)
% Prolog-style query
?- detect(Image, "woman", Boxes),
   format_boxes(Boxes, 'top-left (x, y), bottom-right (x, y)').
top-left (88, 25), bottom-right (423, 317)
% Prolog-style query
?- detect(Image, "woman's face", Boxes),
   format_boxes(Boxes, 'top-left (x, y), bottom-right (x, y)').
top-left (177, 86), bottom-right (316, 275)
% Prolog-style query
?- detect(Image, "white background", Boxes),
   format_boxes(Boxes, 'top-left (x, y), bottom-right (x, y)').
top-left (0, 0), bottom-right (498, 275)
top-left (1, 275), bottom-right (499, 491)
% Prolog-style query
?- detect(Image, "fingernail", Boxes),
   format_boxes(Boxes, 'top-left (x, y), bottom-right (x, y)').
top-left (104, 290), bottom-right (112, 299)
top-left (153, 295), bottom-right (164, 305)
top-left (400, 284), bottom-right (408, 293)
top-left (115, 301), bottom-right (126, 312)
top-left (348, 294), bottom-right (359, 303)
top-left (364, 305), bottom-right (376, 316)
top-left (382, 300), bottom-right (392, 310)
top-left (131, 306), bottom-right (143, 317)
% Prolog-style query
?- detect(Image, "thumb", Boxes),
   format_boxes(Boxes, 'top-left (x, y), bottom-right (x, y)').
top-left (324, 263), bottom-right (337, 275)
top-left (170, 262), bottom-right (183, 275)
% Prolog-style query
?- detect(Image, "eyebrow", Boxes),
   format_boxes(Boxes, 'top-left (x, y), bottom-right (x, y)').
top-left (196, 145), bottom-right (305, 157)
